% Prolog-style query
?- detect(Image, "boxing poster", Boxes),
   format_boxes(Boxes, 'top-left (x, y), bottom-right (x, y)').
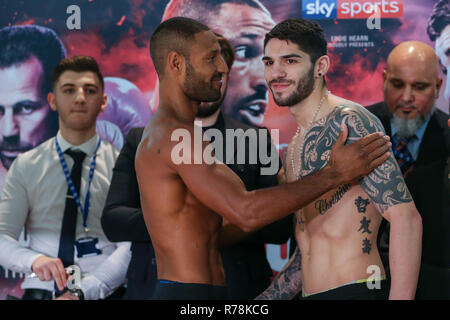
top-left (0, 0), bottom-right (445, 299)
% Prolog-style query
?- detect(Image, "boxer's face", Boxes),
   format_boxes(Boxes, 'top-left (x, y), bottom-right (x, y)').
top-left (0, 56), bottom-right (53, 169)
top-left (49, 70), bottom-right (107, 132)
top-left (263, 38), bottom-right (315, 107)
top-left (208, 3), bottom-right (275, 126)
top-left (184, 31), bottom-right (228, 104)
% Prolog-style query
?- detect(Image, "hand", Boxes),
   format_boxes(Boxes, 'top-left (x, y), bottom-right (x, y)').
top-left (54, 291), bottom-right (80, 300)
top-left (31, 256), bottom-right (67, 291)
top-left (328, 123), bottom-right (391, 185)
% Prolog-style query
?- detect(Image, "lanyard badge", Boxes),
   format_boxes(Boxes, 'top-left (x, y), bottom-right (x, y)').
top-left (55, 137), bottom-right (101, 233)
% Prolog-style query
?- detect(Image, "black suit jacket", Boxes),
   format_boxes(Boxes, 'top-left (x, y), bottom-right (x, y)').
top-left (101, 113), bottom-right (292, 299)
top-left (367, 102), bottom-right (450, 298)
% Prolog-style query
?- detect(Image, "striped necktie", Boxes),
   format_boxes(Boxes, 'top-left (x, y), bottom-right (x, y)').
top-left (392, 135), bottom-right (415, 178)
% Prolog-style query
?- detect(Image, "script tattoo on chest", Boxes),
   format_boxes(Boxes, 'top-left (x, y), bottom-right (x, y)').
top-left (314, 184), bottom-right (351, 215)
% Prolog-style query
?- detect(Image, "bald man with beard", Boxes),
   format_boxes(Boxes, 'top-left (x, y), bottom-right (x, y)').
top-left (367, 41), bottom-right (450, 299)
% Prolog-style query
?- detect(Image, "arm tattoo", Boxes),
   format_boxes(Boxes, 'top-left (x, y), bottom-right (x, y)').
top-left (297, 118), bottom-right (351, 215)
top-left (256, 247), bottom-right (302, 300)
top-left (325, 105), bottom-right (412, 214)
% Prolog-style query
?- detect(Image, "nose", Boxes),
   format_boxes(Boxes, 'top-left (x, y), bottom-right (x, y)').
top-left (74, 87), bottom-right (87, 104)
top-left (0, 108), bottom-right (19, 140)
top-left (250, 57), bottom-right (270, 89)
top-left (217, 55), bottom-right (229, 75)
top-left (400, 85), bottom-right (414, 103)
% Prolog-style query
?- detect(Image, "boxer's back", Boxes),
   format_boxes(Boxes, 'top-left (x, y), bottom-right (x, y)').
top-left (135, 114), bottom-right (225, 286)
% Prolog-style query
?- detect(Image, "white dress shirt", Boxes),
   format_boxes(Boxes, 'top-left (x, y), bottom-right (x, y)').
top-left (0, 132), bottom-right (131, 299)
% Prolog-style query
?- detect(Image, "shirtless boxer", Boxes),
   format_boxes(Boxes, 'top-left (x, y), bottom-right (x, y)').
top-left (135, 17), bottom-right (391, 300)
top-left (257, 19), bottom-right (422, 300)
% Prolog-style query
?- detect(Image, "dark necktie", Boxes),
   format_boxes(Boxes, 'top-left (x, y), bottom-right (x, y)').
top-left (393, 135), bottom-right (415, 178)
top-left (57, 149), bottom-right (86, 268)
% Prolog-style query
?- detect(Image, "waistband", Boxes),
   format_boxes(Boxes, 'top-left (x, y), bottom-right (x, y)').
top-left (302, 275), bottom-right (387, 298)
top-left (154, 279), bottom-right (227, 300)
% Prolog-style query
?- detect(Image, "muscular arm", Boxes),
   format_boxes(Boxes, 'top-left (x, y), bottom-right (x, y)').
top-left (166, 123), bottom-right (390, 232)
top-left (102, 128), bottom-right (150, 242)
top-left (256, 247), bottom-right (302, 300)
top-left (219, 128), bottom-right (293, 246)
top-left (334, 105), bottom-right (422, 299)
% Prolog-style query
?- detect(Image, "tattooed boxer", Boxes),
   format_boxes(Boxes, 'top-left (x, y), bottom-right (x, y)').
top-left (257, 18), bottom-right (422, 300)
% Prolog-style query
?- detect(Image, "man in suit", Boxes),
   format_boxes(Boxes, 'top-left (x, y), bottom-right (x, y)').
top-left (366, 41), bottom-right (450, 299)
top-left (101, 33), bottom-right (292, 299)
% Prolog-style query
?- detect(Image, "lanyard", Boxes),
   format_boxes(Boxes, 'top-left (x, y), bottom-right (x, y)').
top-left (55, 137), bottom-right (101, 233)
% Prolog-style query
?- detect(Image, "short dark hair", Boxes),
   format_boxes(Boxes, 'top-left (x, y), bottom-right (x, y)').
top-left (150, 17), bottom-right (210, 79)
top-left (264, 18), bottom-right (327, 65)
top-left (162, 0), bottom-right (270, 25)
top-left (215, 33), bottom-right (235, 69)
top-left (51, 55), bottom-right (104, 90)
top-left (0, 25), bottom-right (66, 97)
top-left (428, 0), bottom-right (450, 41)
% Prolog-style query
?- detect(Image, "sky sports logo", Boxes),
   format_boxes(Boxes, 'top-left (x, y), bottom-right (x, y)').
top-left (302, 0), bottom-right (403, 20)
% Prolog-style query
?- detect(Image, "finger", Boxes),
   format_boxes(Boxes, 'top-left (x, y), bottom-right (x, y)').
top-left (336, 123), bottom-right (348, 146)
top-left (368, 152), bottom-right (391, 170)
top-left (51, 263), bottom-right (66, 291)
top-left (42, 267), bottom-right (52, 281)
top-left (367, 142), bottom-right (392, 163)
top-left (55, 259), bottom-right (67, 286)
top-left (356, 132), bottom-right (384, 147)
top-left (35, 270), bottom-right (46, 282)
top-left (364, 136), bottom-right (391, 156)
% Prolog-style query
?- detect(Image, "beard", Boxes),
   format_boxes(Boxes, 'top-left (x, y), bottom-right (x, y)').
top-left (392, 109), bottom-right (432, 139)
top-left (184, 60), bottom-right (222, 103)
top-left (271, 66), bottom-right (315, 107)
top-left (197, 96), bottom-right (223, 118)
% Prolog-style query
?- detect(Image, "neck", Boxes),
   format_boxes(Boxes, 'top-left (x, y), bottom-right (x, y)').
top-left (159, 78), bottom-right (198, 123)
top-left (59, 125), bottom-right (96, 146)
top-left (195, 109), bottom-right (221, 127)
top-left (289, 86), bottom-right (330, 128)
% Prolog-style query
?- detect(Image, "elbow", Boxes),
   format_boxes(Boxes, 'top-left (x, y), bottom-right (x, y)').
top-left (228, 196), bottom-right (259, 233)
top-left (101, 207), bottom-right (117, 242)
top-left (412, 209), bottom-right (423, 236)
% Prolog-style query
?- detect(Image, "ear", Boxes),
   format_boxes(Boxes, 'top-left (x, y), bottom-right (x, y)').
top-left (382, 69), bottom-right (387, 82)
top-left (436, 77), bottom-right (443, 94)
top-left (315, 55), bottom-right (330, 78)
top-left (100, 94), bottom-right (107, 113)
top-left (48, 92), bottom-right (57, 112)
top-left (167, 51), bottom-right (185, 76)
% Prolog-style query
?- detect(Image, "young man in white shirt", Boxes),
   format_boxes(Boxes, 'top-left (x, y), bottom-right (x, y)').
top-left (0, 55), bottom-right (130, 300)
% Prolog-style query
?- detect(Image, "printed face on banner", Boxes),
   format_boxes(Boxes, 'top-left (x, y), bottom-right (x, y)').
top-left (0, 56), bottom-right (53, 170)
top-left (208, 3), bottom-right (275, 126)
top-left (263, 39), bottom-right (315, 107)
top-left (435, 24), bottom-right (450, 104)
top-left (49, 71), bottom-right (107, 132)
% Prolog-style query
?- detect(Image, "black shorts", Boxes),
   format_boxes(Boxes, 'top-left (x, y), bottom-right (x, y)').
top-left (152, 279), bottom-right (227, 300)
top-left (300, 279), bottom-right (390, 300)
